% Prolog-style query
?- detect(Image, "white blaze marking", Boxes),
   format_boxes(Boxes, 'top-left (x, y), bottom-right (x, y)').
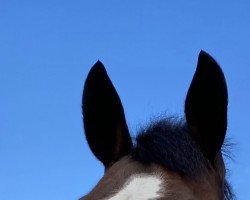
top-left (106, 175), bottom-right (162, 200)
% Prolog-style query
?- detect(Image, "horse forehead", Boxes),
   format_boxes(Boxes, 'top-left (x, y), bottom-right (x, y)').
top-left (105, 174), bottom-right (163, 200)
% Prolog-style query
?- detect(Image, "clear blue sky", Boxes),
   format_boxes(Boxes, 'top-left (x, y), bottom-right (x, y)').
top-left (1, 1), bottom-right (249, 199)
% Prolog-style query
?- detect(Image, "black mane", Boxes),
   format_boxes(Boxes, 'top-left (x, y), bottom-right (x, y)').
top-left (132, 117), bottom-right (235, 200)
top-left (132, 117), bottom-right (206, 176)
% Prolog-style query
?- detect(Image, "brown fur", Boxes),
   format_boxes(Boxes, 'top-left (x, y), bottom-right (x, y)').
top-left (81, 153), bottom-right (226, 200)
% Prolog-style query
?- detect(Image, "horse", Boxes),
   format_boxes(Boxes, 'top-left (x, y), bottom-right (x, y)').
top-left (80, 50), bottom-right (234, 200)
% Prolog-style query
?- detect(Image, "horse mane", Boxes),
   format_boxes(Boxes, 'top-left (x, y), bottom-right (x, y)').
top-left (132, 117), bottom-right (235, 200)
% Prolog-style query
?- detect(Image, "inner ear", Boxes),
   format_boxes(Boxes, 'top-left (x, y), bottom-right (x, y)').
top-left (82, 61), bottom-right (133, 168)
top-left (185, 50), bottom-right (228, 163)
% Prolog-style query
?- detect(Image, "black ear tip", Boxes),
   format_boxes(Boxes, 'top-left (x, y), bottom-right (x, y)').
top-left (95, 60), bottom-right (104, 66)
top-left (90, 60), bottom-right (106, 73)
top-left (197, 50), bottom-right (223, 73)
top-left (199, 49), bottom-right (208, 57)
top-left (198, 50), bottom-right (215, 62)
top-left (199, 49), bottom-right (208, 55)
top-left (86, 60), bottom-right (108, 81)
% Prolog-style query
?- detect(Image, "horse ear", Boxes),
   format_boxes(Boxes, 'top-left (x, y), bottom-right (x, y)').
top-left (185, 50), bottom-right (228, 163)
top-left (82, 61), bottom-right (133, 168)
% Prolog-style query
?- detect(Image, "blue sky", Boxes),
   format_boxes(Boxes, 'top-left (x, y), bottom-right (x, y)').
top-left (1, 1), bottom-right (249, 199)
